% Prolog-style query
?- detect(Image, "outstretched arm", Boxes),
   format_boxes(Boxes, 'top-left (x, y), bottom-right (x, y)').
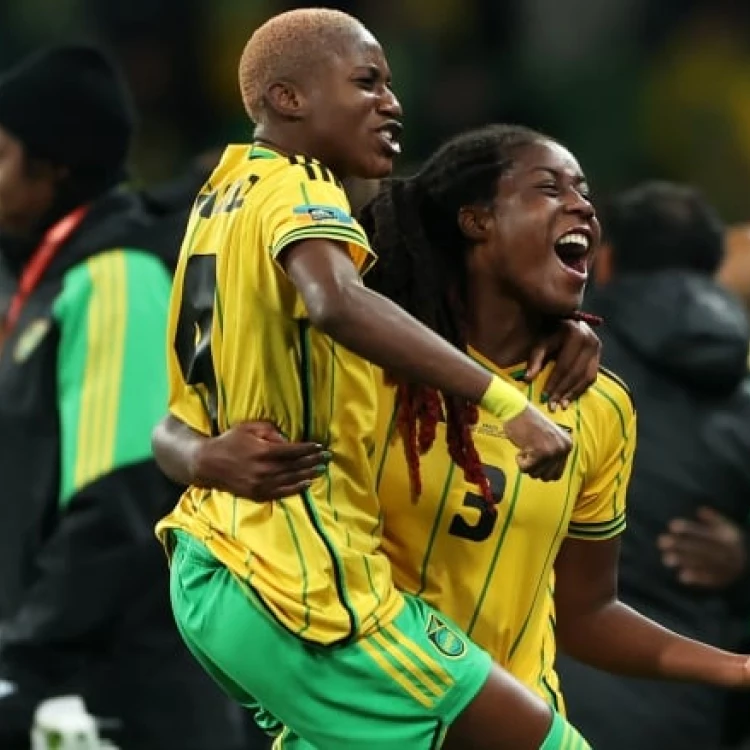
top-left (554, 536), bottom-right (750, 687)
top-left (283, 239), bottom-right (571, 480)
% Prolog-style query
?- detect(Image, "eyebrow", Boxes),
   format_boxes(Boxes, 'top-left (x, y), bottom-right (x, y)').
top-left (354, 64), bottom-right (380, 75)
top-left (531, 167), bottom-right (588, 185)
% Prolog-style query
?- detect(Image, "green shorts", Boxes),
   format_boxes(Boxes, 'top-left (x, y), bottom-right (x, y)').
top-left (169, 531), bottom-right (491, 749)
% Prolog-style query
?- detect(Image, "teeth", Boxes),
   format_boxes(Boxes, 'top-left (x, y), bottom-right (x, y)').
top-left (381, 130), bottom-right (401, 154)
top-left (557, 232), bottom-right (589, 250)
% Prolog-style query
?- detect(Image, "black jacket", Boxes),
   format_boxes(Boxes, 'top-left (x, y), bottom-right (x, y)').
top-left (0, 189), bottom-right (245, 750)
top-left (558, 271), bottom-right (750, 750)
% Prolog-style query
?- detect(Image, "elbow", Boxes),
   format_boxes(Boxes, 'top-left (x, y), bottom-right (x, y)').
top-left (151, 421), bottom-right (165, 466)
top-left (303, 281), bottom-right (356, 336)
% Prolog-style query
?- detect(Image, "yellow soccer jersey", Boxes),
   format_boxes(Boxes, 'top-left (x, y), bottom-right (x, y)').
top-left (157, 144), bottom-right (402, 645)
top-left (375, 350), bottom-right (636, 709)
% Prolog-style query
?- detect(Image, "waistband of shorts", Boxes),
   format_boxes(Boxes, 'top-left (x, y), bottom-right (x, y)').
top-left (171, 529), bottom-right (221, 566)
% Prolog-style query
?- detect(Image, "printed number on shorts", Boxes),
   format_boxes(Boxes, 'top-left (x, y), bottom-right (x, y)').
top-left (448, 465), bottom-right (506, 542)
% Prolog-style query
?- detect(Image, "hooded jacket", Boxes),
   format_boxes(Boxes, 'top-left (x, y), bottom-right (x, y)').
top-left (558, 270), bottom-right (750, 750)
top-left (0, 188), bottom-right (244, 750)
top-left (591, 271), bottom-right (750, 631)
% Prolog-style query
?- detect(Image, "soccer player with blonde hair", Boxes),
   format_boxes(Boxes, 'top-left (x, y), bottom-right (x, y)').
top-left (156, 7), bottom-right (594, 750)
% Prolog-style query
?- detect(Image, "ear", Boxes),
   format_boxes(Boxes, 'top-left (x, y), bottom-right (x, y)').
top-left (593, 241), bottom-right (614, 285)
top-left (458, 205), bottom-right (491, 242)
top-left (264, 80), bottom-right (307, 120)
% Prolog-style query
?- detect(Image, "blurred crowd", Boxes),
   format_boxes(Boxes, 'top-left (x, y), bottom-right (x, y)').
top-left (1, 1), bottom-right (750, 749)
top-left (4, 0), bottom-right (750, 217)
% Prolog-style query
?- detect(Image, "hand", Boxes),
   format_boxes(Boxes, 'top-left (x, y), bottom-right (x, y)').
top-left (193, 422), bottom-right (330, 500)
top-left (503, 404), bottom-right (573, 481)
top-left (525, 319), bottom-right (601, 412)
top-left (658, 507), bottom-right (747, 589)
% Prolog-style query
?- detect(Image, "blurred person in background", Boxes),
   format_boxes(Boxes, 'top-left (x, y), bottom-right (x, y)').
top-left (719, 224), bottom-right (750, 314)
top-left (0, 45), bottom-right (247, 750)
top-left (557, 181), bottom-right (750, 750)
top-left (715, 222), bottom-right (750, 749)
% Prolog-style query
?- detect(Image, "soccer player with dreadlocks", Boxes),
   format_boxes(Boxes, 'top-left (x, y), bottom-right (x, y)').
top-left (158, 122), bottom-right (750, 743)
top-left (155, 7), bottom-right (596, 750)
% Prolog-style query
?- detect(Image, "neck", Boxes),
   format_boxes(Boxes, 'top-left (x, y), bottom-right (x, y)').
top-left (0, 196), bottom-right (87, 277)
top-left (466, 275), bottom-right (549, 368)
top-left (254, 123), bottom-right (341, 176)
top-left (253, 124), bottom-right (311, 159)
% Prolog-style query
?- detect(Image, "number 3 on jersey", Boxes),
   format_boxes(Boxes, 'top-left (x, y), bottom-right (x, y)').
top-left (174, 254), bottom-right (219, 432)
top-left (448, 465), bottom-right (506, 542)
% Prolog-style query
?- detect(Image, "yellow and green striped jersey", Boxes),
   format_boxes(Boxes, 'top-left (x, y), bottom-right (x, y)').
top-left (157, 143), bottom-right (403, 645)
top-left (54, 249), bottom-right (171, 506)
top-left (374, 353), bottom-right (636, 710)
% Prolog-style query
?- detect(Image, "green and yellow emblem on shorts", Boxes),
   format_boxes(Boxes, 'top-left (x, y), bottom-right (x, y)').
top-left (426, 614), bottom-right (467, 659)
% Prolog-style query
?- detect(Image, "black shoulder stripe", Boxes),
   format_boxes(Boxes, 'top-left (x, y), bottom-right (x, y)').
top-left (598, 366), bottom-right (636, 413)
top-left (287, 154), bottom-right (319, 181)
top-left (288, 154), bottom-right (338, 183)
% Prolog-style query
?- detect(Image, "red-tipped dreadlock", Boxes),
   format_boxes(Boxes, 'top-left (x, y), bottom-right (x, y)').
top-left (361, 124), bottom-right (563, 508)
top-left (570, 310), bottom-right (603, 327)
top-left (391, 381), bottom-right (491, 504)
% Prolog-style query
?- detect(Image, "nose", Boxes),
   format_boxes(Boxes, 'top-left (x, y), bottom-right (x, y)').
top-left (565, 188), bottom-right (595, 219)
top-left (379, 86), bottom-right (402, 118)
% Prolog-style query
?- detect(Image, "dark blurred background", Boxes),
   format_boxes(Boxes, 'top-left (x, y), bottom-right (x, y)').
top-left (2, 0), bottom-right (750, 220)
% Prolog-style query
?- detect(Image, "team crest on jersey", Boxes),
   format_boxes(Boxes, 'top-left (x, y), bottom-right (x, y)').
top-left (293, 204), bottom-right (353, 224)
top-left (426, 613), bottom-right (466, 659)
top-left (13, 318), bottom-right (50, 363)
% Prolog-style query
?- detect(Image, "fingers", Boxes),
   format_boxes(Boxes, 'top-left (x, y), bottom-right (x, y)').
top-left (696, 506), bottom-right (730, 527)
top-left (504, 404), bottom-right (571, 481)
top-left (543, 321), bottom-right (601, 410)
top-left (664, 519), bottom-right (722, 544)
top-left (543, 338), bottom-right (584, 411)
top-left (524, 344), bottom-right (548, 383)
top-left (260, 440), bottom-right (330, 462)
top-left (516, 453), bottom-right (566, 481)
top-left (235, 422), bottom-right (330, 463)
top-left (249, 460), bottom-right (329, 501)
top-left (658, 533), bottom-right (714, 567)
top-left (675, 569), bottom-right (718, 587)
top-left (561, 347), bottom-right (601, 404)
top-left (263, 466), bottom-right (329, 499)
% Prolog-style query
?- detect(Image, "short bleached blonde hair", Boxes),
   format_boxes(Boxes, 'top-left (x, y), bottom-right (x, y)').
top-left (239, 8), bottom-right (368, 122)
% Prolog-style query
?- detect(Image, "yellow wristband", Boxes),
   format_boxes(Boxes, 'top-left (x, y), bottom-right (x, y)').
top-left (479, 376), bottom-right (528, 423)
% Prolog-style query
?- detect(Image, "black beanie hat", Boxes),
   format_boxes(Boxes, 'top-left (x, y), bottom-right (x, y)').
top-left (0, 45), bottom-right (135, 179)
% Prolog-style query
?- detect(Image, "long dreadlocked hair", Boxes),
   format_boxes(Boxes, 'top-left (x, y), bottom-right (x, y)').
top-left (360, 123), bottom-right (554, 505)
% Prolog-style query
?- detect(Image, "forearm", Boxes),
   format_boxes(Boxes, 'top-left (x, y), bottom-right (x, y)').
top-left (151, 415), bottom-right (204, 487)
top-left (317, 283), bottom-right (496, 403)
top-left (557, 599), bottom-right (744, 686)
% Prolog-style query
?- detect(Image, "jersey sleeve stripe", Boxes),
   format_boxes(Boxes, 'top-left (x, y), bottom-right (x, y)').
top-left (569, 515), bottom-right (626, 530)
top-left (568, 514), bottom-right (626, 539)
top-left (270, 225), bottom-right (371, 258)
